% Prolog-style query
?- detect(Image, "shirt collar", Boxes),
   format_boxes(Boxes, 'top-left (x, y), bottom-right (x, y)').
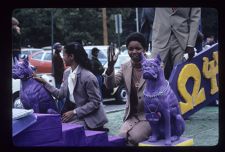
top-left (69, 65), bottom-right (79, 75)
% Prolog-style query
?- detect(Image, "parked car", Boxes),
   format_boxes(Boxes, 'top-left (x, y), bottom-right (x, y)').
top-left (12, 48), bottom-right (43, 66)
top-left (20, 48), bottom-right (44, 56)
top-left (28, 50), bottom-right (53, 73)
top-left (102, 54), bottom-right (130, 103)
top-left (12, 78), bottom-right (22, 108)
top-left (84, 45), bottom-right (128, 103)
top-left (120, 48), bottom-right (151, 57)
top-left (84, 45), bottom-right (119, 66)
top-left (42, 45), bottom-right (64, 53)
top-left (42, 46), bottom-right (53, 51)
top-left (28, 50), bottom-right (65, 74)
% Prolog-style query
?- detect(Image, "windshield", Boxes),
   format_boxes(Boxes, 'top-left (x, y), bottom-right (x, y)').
top-left (115, 55), bottom-right (130, 68)
top-left (84, 47), bottom-right (107, 66)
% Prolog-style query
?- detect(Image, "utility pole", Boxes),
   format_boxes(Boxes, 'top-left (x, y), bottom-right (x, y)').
top-left (115, 14), bottom-right (122, 49)
top-left (136, 8), bottom-right (139, 32)
top-left (51, 9), bottom-right (54, 74)
top-left (102, 8), bottom-right (108, 45)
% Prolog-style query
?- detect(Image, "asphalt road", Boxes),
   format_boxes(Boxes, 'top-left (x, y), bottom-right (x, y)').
top-left (103, 100), bottom-right (125, 113)
top-left (105, 105), bottom-right (219, 146)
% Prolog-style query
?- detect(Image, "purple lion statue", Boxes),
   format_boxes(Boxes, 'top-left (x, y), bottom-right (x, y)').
top-left (12, 57), bottom-right (58, 114)
top-left (142, 54), bottom-right (185, 145)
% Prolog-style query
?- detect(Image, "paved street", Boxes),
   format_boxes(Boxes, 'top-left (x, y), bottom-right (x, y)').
top-left (103, 100), bottom-right (125, 113)
top-left (105, 105), bottom-right (219, 146)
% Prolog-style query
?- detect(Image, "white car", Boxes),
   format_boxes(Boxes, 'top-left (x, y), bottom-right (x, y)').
top-left (84, 45), bottom-right (127, 103)
top-left (21, 48), bottom-right (44, 56)
top-left (103, 54), bottom-right (130, 103)
top-left (84, 45), bottom-right (119, 66)
top-left (42, 46), bottom-right (64, 54)
top-left (12, 79), bottom-right (22, 108)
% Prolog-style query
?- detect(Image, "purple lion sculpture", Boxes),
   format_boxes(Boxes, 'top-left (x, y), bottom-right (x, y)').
top-left (142, 54), bottom-right (185, 145)
top-left (12, 57), bottom-right (58, 114)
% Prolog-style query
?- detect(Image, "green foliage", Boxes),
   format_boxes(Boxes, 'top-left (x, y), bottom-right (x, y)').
top-left (12, 8), bottom-right (218, 48)
top-left (12, 8), bottom-right (136, 48)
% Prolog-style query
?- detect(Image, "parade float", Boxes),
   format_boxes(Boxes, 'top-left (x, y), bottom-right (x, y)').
top-left (139, 43), bottom-right (218, 146)
top-left (12, 43), bottom-right (218, 147)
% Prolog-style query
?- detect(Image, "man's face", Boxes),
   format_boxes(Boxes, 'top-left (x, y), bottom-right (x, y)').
top-left (57, 46), bottom-right (62, 52)
top-left (127, 41), bottom-right (145, 62)
top-left (93, 51), bottom-right (98, 57)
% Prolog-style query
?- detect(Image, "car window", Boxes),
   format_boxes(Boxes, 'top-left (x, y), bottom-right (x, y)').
top-left (32, 52), bottom-right (44, 60)
top-left (115, 55), bottom-right (130, 68)
top-left (99, 59), bottom-right (107, 66)
top-left (84, 48), bottom-right (92, 58)
top-left (32, 49), bottom-right (43, 54)
top-left (98, 51), bottom-right (106, 58)
top-left (21, 50), bottom-right (29, 56)
top-left (43, 52), bottom-right (52, 61)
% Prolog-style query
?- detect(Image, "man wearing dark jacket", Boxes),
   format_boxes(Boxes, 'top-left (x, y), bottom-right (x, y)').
top-left (91, 48), bottom-right (105, 98)
top-left (52, 42), bottom-right (65, 112)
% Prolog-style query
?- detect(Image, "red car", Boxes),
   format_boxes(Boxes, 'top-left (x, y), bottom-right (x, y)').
top-left (29, 50), bottom-right (66, 74)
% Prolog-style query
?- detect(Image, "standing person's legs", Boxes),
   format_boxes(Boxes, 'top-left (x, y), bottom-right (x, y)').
top-left (152, 33), bottom-right (185, 80)
top-left (151, 43), bottom-right (170, 79)
top-left (169, 34), bottom-right (185, 67)
top-left (164, 54), bottom-right (173, 80)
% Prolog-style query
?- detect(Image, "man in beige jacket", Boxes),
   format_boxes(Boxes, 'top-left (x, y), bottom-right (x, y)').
top-left (151, 8), bottom-right (201, 79)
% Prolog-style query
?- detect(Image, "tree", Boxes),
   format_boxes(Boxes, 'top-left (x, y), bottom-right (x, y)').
top-left (12, 8), bottom-right (218, 48)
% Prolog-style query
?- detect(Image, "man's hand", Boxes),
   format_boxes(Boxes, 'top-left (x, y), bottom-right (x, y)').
top-left (62, 110), bottom-right (76, 123)
top-left (185, 47), bottom-right (195, 61)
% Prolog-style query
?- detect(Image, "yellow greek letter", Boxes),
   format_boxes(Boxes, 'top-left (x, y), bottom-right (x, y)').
top-left (202, 51), bottom-right (218, 95)
top-left (178, 64), bottom-right (206, 114)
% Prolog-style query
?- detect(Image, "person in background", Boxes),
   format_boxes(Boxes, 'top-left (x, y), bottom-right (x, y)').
top-left (140, 8), bottom-right (155, 52)
top-left (206, 35), bottom-right (216, 46)
top-left (151, 8), bottom-right (201, 79)
top-left (203, 35), bottom-right (216, 50)
top-left (35, 42), bottom-right (108, 131)
top-left (52, 42), bottom-right (65, 112)
top-left (91, 47), bottom-right (105, 99)
top-left (12, 17), bottom-right (22, 64)
top-left (195, 17), bottom-right (204, 53)
top-left (195, 30), bottom-right (204, 53)
top-left (104, 32), bottom-right (151, 146)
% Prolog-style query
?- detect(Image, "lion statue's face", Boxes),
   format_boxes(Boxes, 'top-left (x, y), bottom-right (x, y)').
top-left (142, 60), bottom-right (159, 80)
top-left (142, 54), bottom-right (161, 80)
